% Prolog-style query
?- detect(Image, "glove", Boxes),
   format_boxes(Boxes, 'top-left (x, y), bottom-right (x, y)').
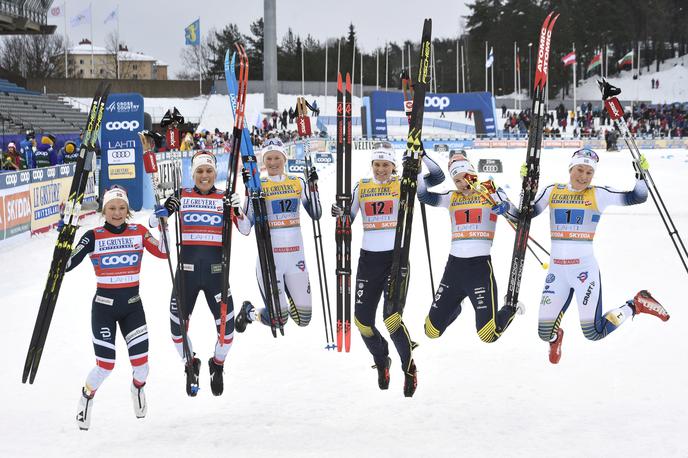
top-left (308, 169), bottom-right (319, 184)
top-left (492, 201), bottom-right (509, 215)
top-left (331, 204), bottom-right (344, 217)
top-left (633, 154), bottom-right (649, 179)
top-left (154, 204), bottom-right (170, 219)
top-left (520, 163), bottom-right (528, 178)
top-left (229, 192), bottom-right (242, 208)
top-left (164, 196), bottom-right (180, 214)
top-left (56, 218), bottom-right (65, 231)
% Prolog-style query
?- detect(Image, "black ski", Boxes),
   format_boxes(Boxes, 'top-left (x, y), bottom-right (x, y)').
top-left (335, 72), bottom-right (353, 352)
top-left (22, 82), bottom-right (110, 384)
top-left (385, 19), bottom-right (432, 318)
top-left (503, 12), bottom-right (559, 320)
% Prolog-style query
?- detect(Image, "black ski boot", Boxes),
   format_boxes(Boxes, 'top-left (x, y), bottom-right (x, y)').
top-left (185, 356), bottom-right (201, 397)
top-left (208, 358), bottom-right (224, 396)
top-left (403, 361), bottom-right (417, 398)
top-left (598, 78), bottom-right (622, 100)
top-left (372, 357), bottom-right (391, 390)
top-left (235, 301), bottom-right (255, 333)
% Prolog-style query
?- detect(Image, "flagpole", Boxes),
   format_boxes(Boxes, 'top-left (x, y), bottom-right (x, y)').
top-left (301, 42), bottom-right (305, 95)
top-left (573, 42), bottom-right (577, 126)
top-left (460, 40), bottom-right (465, 93)
top-left (89, 2), bottom-right (94, 78)
top-left (63, 2), bottom-right (67, 78)
top-left (337, 38), bottom-right (341, 77)
top-left (324, 42), bottom-right (328, 115)
top-left (385, 42), bottom-right (388, 91)
top-left (375, 46), bottom-right (379, 89)
top-left (456, 37), bottom-right (459, 93)
top-left (491, 48), bottom-right (494, 96)
top-left (484, 41), bottom-right (487, 92)
top-left (407, 43), bottom-right (410, 77)
top-left (513, 41), bottom-right (517, 110)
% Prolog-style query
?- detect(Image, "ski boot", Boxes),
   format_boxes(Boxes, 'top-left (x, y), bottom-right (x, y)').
top-left (76, 387), bottom-right (94, 431)
top-left (208, 358), bottom-right (224, 396)
top-left (130, 382), bottom-right (147, 419)
top-left (185, 356), bottom-right (201, 397)
top-left (372, 357), bottom-right (391, 390)
top-left (632, 290), bottom-right (670, 322)
top-left (235, 301), bottom-right (255, 333)
top-left (403, 361), bottom-right (417, 398)
top-left (549, 328), bottom-right (564, 364)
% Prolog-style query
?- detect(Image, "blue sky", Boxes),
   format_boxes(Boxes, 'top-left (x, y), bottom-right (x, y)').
top-left (49, 0), bottom-right (471, 76)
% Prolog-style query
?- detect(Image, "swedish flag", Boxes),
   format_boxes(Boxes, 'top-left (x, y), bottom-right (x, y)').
top-left (185, 19), bottom-right (200, 46)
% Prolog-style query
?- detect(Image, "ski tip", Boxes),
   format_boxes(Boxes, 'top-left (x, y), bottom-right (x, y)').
top-left (337, 72), bottom-right (342, 87)
top-left (346, 72), bottom-right (351, 90)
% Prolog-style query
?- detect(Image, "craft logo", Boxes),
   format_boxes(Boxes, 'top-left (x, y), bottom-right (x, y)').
top-left (582, 281), bottom-right (596, 305)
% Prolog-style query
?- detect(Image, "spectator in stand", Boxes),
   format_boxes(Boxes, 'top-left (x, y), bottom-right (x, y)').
top-left (34, 135), bottom-right (58, 168)
top-left (281, 109), bottom-right (288, 129)
top-left (59, 141), bottom-right (79, 164)
top-left (311, 100), bottom-right (319, 117)
top-left (19, 129), bottom-right (36, 169)
top-left (1, 142), bottom-right (20, 171)
top-left (288, 106), bottom-right (295, 124)
top-left (656, 79), bottom-right (660, 89)
top-left (271, 111), bottom-right (279, 129)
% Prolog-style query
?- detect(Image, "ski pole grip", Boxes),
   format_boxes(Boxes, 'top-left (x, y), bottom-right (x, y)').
top-left (143, 150), bottom-right (158, 174)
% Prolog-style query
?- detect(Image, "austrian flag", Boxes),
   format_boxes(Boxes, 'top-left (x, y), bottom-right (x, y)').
top-left (561, 51), bottom-right (576, 66)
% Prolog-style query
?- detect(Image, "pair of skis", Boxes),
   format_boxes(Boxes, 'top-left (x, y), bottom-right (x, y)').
top-left (385, 18), bottom-right (432, 318)
top-left (502, 12), bottom-right (559, 318)
top-left (335, 72), bottom-right (352, 352)
top-left (22, 82), bottom-right (111, 384)
top-left (140, 132), bottom-right (196, 393)
top-left (225, 47), bottom-right (283, 337)
top-left (296, 97), bottom-right (336, 350)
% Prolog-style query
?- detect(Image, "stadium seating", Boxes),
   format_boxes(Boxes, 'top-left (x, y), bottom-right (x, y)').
top-left (0, 78), bottom-right (87, 134)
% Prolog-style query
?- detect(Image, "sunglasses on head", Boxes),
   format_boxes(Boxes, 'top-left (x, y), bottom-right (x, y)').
top-left (372, 141), bottom-right (393, 150)
top-left (572, 148), bottom-right (599, 162)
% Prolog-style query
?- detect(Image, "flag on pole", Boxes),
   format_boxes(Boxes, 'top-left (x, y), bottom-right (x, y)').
top-left (185, 19), bottom-right (200, 46)
top-left (104, 6), bottom-right (118, 24)
top-left (617, 50), bottom-right (633, 68)
top-left (70, 6), bottom-right (91, 27)
top-left (485, 47), bottom-right (494, 68)
top-left (587, 51), bottom-right (602, 73)
top-left (562, 51), bottom-right (576, 66)
top-left (49, 3), bottom-right (64, 18)
top-left (516, 49), bottom-right (521, 71)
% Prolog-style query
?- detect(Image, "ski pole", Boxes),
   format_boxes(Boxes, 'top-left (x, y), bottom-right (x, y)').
top-left (600, 79), bottom-right (688, 275)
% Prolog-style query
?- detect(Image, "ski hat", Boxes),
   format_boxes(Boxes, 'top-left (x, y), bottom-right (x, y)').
top-left (449, 158), bottom-right (477, 178)
top-left (261, 137), bottom-right (287, 160)
top-left (7, 142), bottom-right (15, 150)
top-left (569, 148), bottom-right (599, 172)
top-left (64, 141), bottom-right (76, 154)
top-left (102, 186), bottom-right (129, 208)
top-left (370, 141), bottom-right (396, 165)
top-left (191, 151), bottom-right (217, 175)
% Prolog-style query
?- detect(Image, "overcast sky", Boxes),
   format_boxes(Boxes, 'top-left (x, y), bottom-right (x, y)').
top-left (49, 0), bottom-right (472, 77)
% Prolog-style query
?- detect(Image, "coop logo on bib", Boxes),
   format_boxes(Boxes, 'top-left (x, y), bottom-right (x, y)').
top-left (101, 253), bottom-right (140, 267)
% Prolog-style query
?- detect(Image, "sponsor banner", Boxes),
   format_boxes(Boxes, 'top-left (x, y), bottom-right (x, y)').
top-left (1, 187), bottom-right (31, 240)
top-left (30, 174), bottom-right (70, 232)
top-left (101, 93), bottom-right (145, 210)
top-left (314, 153), bottom-right (333, 164)
top-left (108, 164), bottom-right (136, 180)
top-left (287, 159), bottom-right (307, 174)
top-left (506, 140), bottom-right (528, 148)
top-left (0, 170), bottom-right (31, 191)
top-left (477, 159), bottom-right (504, 174)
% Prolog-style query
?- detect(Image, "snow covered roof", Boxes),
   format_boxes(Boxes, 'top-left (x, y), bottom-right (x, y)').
top-left (68, 44), bottom-right (159, 63)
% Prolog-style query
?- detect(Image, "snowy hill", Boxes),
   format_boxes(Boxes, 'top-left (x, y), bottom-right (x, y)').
top-left (570, 54), bottom-right (688, 104)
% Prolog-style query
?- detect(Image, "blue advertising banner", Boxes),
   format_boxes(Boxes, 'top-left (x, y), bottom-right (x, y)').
top-left (369, 91), bottom-right (498, 138)
top-left (100, 93), bottom-right (145, 210)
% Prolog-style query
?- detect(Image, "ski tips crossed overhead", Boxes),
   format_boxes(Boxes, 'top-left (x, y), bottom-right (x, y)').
top-left (533, 12), bottom-right (559, 92)
top-left (598, 78), bottom-right (622, 100)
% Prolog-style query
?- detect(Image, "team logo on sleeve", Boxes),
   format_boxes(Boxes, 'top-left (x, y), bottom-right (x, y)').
top-left (577, 271), bottom-right (588, 283)
top-left (545, 273), bottom-right (555, 283)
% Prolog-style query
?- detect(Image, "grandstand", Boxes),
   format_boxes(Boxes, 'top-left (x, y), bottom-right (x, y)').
top-left (0, 0), bottom-right (55, 35)
top-left (0, 78), bottom-right (86, 134)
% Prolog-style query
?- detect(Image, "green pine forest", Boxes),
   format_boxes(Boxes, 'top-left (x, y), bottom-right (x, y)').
top-left (204, 0), bottom-right (687, 98)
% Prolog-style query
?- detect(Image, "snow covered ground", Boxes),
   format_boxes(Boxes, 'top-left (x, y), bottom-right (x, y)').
top-left (2, 147), bottom-right (687, 457)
